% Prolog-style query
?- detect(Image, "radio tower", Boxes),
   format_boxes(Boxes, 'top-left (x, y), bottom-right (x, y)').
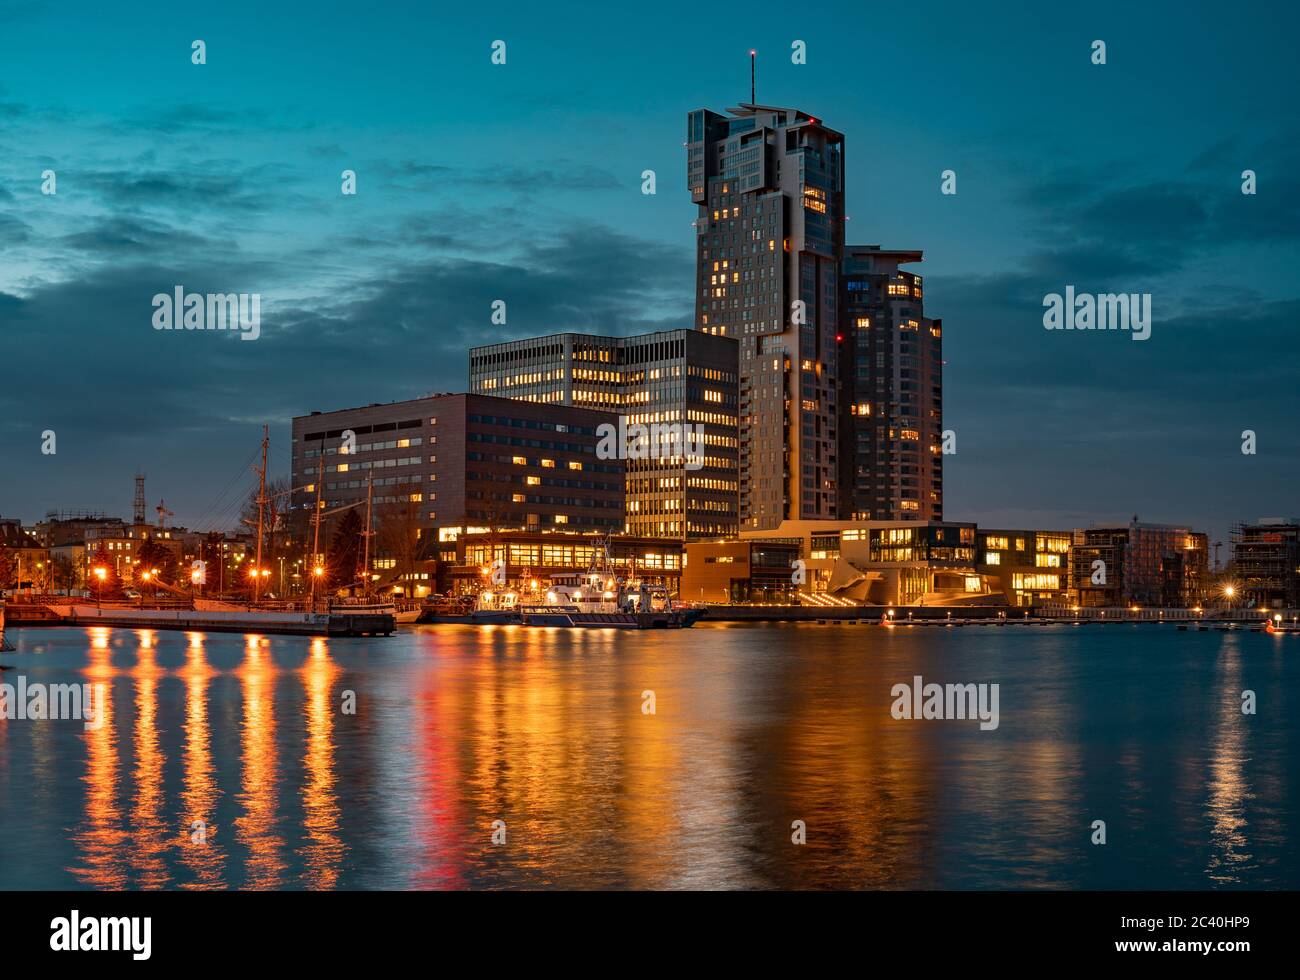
top-left (133, 473), bottom-right (147, 525)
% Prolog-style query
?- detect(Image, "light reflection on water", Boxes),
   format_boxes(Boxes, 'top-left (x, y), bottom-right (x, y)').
top-left (0, 622), bottom-right (1296, 890)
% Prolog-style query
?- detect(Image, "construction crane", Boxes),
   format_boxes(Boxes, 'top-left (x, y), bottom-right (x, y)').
top-left (155, 499), bottom-right (175, 529)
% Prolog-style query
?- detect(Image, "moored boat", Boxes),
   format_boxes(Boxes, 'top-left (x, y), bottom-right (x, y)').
top-left (0, 598), bottom-right (13, 652)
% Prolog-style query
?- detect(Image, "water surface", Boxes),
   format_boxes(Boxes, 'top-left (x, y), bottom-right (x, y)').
top-left (0, 622), bottom-right (1295, 889)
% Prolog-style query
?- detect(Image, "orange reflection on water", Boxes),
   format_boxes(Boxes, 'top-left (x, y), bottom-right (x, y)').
top-left (177, 632), bottom-right (225, 889)
top-left (69, 628), bottom-right (127, 888)
top-left (1205, 639), bottom-right (1252, 883)
top-left (129, 630), bottom-right (170, 888)
top-left (234, 636), bottom-right (285, 889)
top-left (299, 638), bottom-right (344, 888)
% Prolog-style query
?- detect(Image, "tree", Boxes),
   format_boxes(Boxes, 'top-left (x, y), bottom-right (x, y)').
top-left (0, 550), bottom-right (15, 591)
top-left (87, 544), bottom-right (125, 600)
top-left (197, 532), bottom-right (225, 593)
top-left (327, 509), bottom-right (365, 591)
top-left (52, 554), bottom-right (75, 593)
top-left (135, 539), bottom-right (176, 591)
top-left (376, 483), bottom-right (427, 594)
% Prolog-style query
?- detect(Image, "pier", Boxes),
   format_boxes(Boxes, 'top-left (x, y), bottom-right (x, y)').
top-left (3, 599), bottom-right (394, 637)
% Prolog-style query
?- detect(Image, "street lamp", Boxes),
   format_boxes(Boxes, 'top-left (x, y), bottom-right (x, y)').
top-left (93, 565), bottom-right (107, 611)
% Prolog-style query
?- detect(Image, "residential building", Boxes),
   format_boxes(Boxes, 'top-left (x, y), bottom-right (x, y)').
top-left (1231, 518), bottom-right (1300, 609)
top-left (841, 246), bottom-right (944, 521)
top-left (0, 516), bottom-right (49, 590)
top-left (1070, 519), bottom-right (1208, 607)
top-left (687, 103), bottom-right (845, 528)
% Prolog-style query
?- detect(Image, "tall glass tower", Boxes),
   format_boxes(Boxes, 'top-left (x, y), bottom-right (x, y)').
top-left (687, 104), bottom-right (845, 529)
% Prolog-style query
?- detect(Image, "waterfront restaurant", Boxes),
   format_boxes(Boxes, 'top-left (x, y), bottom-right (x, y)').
top-left (737, 520), bottom-right (985, 606)
top-left (720, 520), bottom-right (1073, 607)
top-left (435, 529), bottom-right (685, 596)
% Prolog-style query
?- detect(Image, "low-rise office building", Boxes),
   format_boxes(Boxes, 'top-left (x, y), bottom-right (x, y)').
top-left (439, 529), bottom-right (684, 596)
top-left (976, 528), bottom-right (1072, 607)
top-left (291, 394), bottom-right (626, 551)
top-left (680, 539), bottom-right (802, 604)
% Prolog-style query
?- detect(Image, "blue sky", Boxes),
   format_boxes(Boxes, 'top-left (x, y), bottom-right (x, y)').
top-left (1, 0), bottom-right (1297, 543)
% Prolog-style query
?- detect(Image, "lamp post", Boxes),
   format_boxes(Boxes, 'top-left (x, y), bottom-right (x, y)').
top-left (93, 565), bottom-right (107, 611)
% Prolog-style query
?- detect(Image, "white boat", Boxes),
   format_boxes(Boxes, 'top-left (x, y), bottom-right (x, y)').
top-left (392, 599), bottom-right (423, 624)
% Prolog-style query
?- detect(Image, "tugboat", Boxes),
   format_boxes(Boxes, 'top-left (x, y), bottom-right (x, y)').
top-left (517, 557), bottom-right (704, 630)
top-left (468, 588), bottom-right (523, 624)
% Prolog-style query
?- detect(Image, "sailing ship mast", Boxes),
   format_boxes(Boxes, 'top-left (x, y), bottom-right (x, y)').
top-left (253, 425), bottom-right (269, 604)
top-left (360, 471), bottom-right (374, 595)
top-left (309, 453), bottom-right (324, 602)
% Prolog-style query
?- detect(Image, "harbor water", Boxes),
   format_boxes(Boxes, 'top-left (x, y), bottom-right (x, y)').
top-left (0, 622), bottom-right (1296, 889)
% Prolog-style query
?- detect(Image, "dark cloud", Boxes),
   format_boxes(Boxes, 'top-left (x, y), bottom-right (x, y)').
top-left (373, 158), bottom-right (623, 192)
top-left (0, 211), bottom-right (30, 244)
top-left (79, 170), bottom-right (268, 211)
top-left (125, 103), bottom-right (274, 134)
top-left (1014, 130), bottom-right (1300, 282)
top-left (0, 219), bottom-right (692, 526)
top-left (58, 216), bottom-right (215, 255)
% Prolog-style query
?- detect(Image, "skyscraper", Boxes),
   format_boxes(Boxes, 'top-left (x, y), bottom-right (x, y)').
top-left (687, 104), bottom-right (845, 529)
top-left (840, 246), bottom-right (944, 521)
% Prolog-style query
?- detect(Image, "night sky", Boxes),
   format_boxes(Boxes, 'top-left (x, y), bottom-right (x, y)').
top-left (2, 0), bottom-right (1297, 545)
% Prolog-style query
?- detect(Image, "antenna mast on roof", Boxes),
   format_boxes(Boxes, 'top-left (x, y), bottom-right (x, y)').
top-left (749, 49), bottom-right (756, 105)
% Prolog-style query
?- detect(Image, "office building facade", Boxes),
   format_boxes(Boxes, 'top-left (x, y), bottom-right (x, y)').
top-left (469, 329), bottom-right (739, 539)
top-left (291, 394), bottom-right (624, 550)
top-left (976, 528), bottom-right (1072, 607)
